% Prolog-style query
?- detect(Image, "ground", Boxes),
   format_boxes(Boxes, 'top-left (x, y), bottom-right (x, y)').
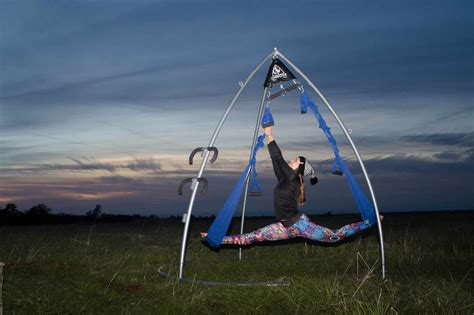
top-left (0, 212), bottom-right (473, 314)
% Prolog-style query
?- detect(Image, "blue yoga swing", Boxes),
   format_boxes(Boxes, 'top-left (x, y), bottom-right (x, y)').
top-left (204, 91), bottom-right (377, 248)
top-left (175, 50), bottom-right (385, 282)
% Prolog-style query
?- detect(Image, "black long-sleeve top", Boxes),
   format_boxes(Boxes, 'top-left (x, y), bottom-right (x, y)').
top-left (268, 140), bottom-right (301, 227)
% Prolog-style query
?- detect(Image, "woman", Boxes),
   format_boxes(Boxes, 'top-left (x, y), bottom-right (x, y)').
top-left (201, 125), bottom-right (380, 245)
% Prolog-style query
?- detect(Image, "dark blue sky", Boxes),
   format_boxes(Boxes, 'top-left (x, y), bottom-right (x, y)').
top-left (1, 1), bottom-right (473, 216)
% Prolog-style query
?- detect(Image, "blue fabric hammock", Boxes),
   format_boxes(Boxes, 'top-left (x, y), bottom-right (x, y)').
top-left (204, 134), bottom-right (266, 247)
top-left (300, 91), bottom-right (376, 225)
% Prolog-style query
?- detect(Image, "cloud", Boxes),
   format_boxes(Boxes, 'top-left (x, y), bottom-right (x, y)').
top-left (125, 159), bottom-right (161, 171)
top-left (2, 149), bottom-right (473, 215)
top-left (68, 158), bottom-right (117, 172)
top-left (98, 175), bottom-right (143, 185)
top-left (0, 157), bottom-right (163, 174)
top-left (400, 132), bottom-right (474, 147)
top-left (433, 150), bottom-right (465, 161)
top-left (57, 191), bottom-right (137, 201)
top-left (417, 106), bottom-right (474, 128)
top-left (362, 150), bottom-right (474, 175)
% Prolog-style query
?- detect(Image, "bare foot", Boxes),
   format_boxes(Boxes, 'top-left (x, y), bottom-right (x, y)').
top-left (200, 232), bottom-right (208, 239)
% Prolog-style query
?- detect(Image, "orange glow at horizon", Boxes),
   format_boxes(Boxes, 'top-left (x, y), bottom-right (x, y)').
top-left (56, 191), bottom-right (137, 200)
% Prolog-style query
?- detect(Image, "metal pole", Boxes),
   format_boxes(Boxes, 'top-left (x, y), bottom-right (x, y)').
top-left (0, 262), bottom-right (4, 315)
top-left (239, 87), bottom-right (269, 260)
top-left (178, 52), bottom-right (273, 279)
top-left (276, 49), bottom-right (386, 279)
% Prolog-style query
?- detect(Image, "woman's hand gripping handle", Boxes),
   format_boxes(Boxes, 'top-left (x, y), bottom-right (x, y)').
top-left (263, 126), bottom-right (274, 143)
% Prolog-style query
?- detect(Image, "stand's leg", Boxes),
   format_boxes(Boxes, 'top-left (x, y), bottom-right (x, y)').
top-left (277, 50), bottom-right (386, 279)
top-left (239, 87), bottom-right (269, 260)
top-left (178, 52), bottom-right (273, 279)
top-left (0, 262), bottom-right (4, 315)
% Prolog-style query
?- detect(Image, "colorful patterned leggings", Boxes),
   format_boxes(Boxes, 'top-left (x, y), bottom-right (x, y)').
top-left (222, 214), bottom-right (372, 245)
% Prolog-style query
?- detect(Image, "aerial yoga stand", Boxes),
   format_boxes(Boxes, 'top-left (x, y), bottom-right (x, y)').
top-left (165, 48), bottom-right (385, 285)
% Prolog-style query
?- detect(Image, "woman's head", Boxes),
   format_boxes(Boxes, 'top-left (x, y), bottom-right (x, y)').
top-left (288, 156), bottom-right (319, 185)
top-left (288, 157), bottom-right (301, 171)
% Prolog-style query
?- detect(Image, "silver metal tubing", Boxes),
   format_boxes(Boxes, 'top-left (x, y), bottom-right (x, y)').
top-left (178, 52), bottom-right (273, 279)
top-left (239, 87), bottom-right (269, 260)
top-left (276, 50), bottom-right (386, 279)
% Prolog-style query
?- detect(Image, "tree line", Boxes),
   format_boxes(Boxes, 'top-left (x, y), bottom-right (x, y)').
top-left (0, 203), bottom-right (132, 225)
top-left (0, 203), bottom-right (226, 226)
top-left (0, 203), bottom-right (102, 218)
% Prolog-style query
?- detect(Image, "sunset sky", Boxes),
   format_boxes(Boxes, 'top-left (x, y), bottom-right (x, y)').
top-left (1, 1), bottom-right (473, 216)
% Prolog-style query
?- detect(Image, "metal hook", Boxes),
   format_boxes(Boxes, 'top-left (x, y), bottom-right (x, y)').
top-left (178, 177), bottom-right (208, 196)
top-left (189, 147), bottom-right (219, 165)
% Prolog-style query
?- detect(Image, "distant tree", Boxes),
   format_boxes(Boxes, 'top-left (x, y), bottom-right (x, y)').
top-left (85, 204), bottom-right (103, 247)
top-left (0, 203), bottom-right (20, 216)
top-left (27, 203), bottom-right (51, 216)
top-left (86, 204), bottom-right (102, 218)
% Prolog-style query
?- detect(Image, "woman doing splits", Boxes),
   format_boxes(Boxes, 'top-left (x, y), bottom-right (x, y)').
top-left (201, 125), bottom-right (381, 245)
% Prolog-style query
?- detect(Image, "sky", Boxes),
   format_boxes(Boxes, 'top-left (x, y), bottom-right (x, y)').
top-left (1, 0), bottom-right (473, 217)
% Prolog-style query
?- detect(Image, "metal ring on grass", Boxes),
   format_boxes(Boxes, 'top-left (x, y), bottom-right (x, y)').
top-left (157, 266), bottom-right (290, 287)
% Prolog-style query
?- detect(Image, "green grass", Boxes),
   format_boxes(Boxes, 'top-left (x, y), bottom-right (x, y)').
top-left (0, 212), bottom-right (473, 314)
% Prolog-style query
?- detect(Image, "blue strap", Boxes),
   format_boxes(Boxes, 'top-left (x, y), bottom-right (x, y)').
top-left (300, 92), bottom-right (376, 225)
top-left (332, 159), bottom-right (341, 174)
top-left (204, 163), bottom-right (252, 247)
top-left (248, 134), bottom-right (265, 194)
top-left (205, 132), bottom-right (266, 247)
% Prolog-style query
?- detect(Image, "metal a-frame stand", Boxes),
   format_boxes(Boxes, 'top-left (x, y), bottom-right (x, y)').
top-left (177, 48), bottom-right (386, 281)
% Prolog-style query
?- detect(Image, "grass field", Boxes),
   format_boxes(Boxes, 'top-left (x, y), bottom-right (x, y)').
top-left (1, 212), bottom-right (473, 314)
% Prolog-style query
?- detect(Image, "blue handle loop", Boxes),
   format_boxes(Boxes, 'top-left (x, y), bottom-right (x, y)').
top-left (261, 105), bottom-right (274, 128)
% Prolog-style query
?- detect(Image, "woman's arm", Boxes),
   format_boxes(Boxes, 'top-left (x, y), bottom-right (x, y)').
top-left (266, 134), bottom-right (275, 144)
top-left (264, 126), bottom-right (294, 180)
top-left (264, 126), bottom-right (282, 180)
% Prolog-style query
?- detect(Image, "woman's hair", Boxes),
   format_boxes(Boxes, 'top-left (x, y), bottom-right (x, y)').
top-left (298, 174), bottom-right (305, 205)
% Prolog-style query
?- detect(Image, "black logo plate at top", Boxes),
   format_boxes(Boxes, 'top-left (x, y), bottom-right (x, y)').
top-left (264, 59), bottom-right (296, 88)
